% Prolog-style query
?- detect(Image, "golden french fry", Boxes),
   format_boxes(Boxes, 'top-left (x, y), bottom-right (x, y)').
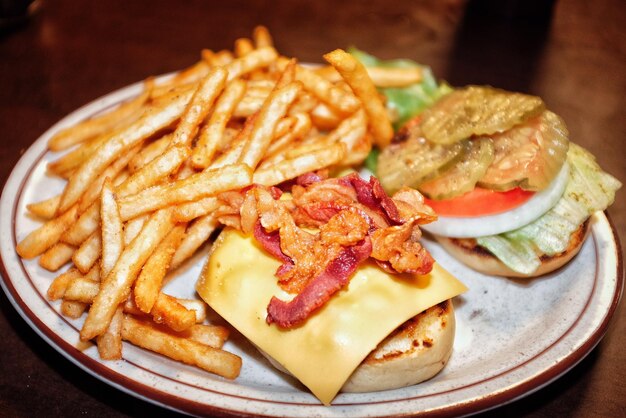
top-left (225, 46), bottom-right (278, 82)
top-left (48, 82), bottom-right (152, 151)
top-left (100, 179), bottom-right (124, 276)
top-left (210, 114), bottom-right (257, 169)
top-left (57, 88), bottom-right (194, 213)
top-left (157, 60), bottom-right (210, 91)
top-left (124, 215), bottom-right (147, 245)
top-left (60, 202), bottom-right (100, 246)
top-left (191, 79), bottom-right (247, 169)
top-left (181, 324), bottom-right (229, 348)
top-left (202, 49), bottom-right (234, 67)
top-left (47, 268), bottom-right (83, 300)
top-left (134, 225), bottom-right (186, 313)
top-left (314, 65), bottom-right (423, 87)
top-left (172, 197), bottom-right (220, 223)
top-left (77, 145), bottom-right (140, 214)
top-left (233, 94), bottom-right (264, 117)
top-left (63, 276), bottom-right (100, 303)
top-left (16, 205), bottom-right (78, 259)
top-left (174, 298), bottom-right (208, 323)
top-left (72, 232), bottom-right (101, 274)
top-left (324, 49), bottom-right (393, 147)
top-left (150, 293), bottom-right (196, 332)
top-left (128, 134), bottom-right (172, 173)
top-left (310, 102), bottom-right (343, 130)
top-left (239, 82), bottom-right (302, 169)
top-left (325, 108), bottom-right (370, 165)
top-left (170, 214), bottom-right (218, 271)
top-left (39, 242), bottom-right (76, 272)
top-left (234, 38), bottom-right (254, 57)
top-left (252, 25), bottom-right (273, 48)
top-left (172, 68), bottom-right (228, 147)
top-left (117, 144), bottom-right (190, 197)
top-left (121, 314), bottom-right (242, 379)
top-left (48, 133), bottom-right (111, 177)
top-left (280, 59), bottom-right (360, 115)
top-left (80, 209), bottom-right (175, 341)
top-left (97, 307), bottom-right (124, 360)
top-left (60, 300), bottom-right (87, 318)
top-left (117, 163), bottom-right (252, 221)
top-left (265, 112), bottom-right (312, 158)
top-left (27, 195), bottom-right (61, 220)
top-left (253, 142), bottom-right (346, 186)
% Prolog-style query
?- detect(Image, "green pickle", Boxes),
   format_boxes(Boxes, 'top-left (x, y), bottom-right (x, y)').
top-left (420, 86), bottom-right (545, 145)
top-left (418, 137), bottom-right (495, 200)
top-left (377, 134), bottom-right (465, 194)
top-left (478, 110), bottom-right (569, 191)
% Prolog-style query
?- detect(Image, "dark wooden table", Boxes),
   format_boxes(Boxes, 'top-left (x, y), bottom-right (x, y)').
top-left (1, 0), bottom-right (624, 416)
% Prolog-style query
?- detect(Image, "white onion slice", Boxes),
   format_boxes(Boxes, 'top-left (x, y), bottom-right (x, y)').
top-left (421, 162), bottom-right (570, 238)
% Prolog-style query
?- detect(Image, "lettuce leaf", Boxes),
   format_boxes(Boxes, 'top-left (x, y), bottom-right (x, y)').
top-left (476, 143), bottom-right (621, 275)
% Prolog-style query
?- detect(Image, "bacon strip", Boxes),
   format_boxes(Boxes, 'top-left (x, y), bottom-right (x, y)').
top-left (253, 221), bottom-right (294, 276)
top-left (346, 173), bottom-right (402, 225)
top-left (266, 238), bottom-right (372, 328)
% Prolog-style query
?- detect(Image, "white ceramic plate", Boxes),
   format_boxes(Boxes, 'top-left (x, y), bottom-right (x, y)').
top-left (0, 80), bottom-right (623, 417)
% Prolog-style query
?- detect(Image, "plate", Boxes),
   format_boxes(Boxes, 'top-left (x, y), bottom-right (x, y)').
top-left (0, 79), bottom-right (623, 417)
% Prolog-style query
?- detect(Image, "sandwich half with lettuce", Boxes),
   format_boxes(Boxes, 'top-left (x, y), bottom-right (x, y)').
top-left (370, 81), bottom-right (620, 277)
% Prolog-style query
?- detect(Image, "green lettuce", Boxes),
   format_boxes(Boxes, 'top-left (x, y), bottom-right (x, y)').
top-left (476, 143), bottom-right (621, 275)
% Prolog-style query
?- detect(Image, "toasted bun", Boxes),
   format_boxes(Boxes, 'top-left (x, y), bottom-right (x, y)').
top-left (434, 219), bottom-right (590, 278)
top-left (261, 299), bottom-right (455, 393)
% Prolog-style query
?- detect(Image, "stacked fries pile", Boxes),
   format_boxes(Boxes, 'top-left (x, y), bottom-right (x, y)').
top-left (16, 27), bottom-right (423, 379)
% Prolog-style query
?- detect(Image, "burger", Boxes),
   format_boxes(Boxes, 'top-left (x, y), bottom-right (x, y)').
top-left (375, 85), bottom-right (621, 277)
top-left (196, 172), bottom-right (467, 404)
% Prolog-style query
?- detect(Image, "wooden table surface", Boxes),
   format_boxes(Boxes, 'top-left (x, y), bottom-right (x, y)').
top-left (1, 0), bottom-right (624, 416)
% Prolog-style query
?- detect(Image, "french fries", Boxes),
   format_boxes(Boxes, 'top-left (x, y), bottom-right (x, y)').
top-left (17, 26), bottom-right (400, 380)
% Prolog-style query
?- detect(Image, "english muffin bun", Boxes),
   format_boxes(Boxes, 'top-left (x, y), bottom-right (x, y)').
top-left (433, 220), bottom-right (590, 278)
top-left (261, 299), bottom-right (456, 393)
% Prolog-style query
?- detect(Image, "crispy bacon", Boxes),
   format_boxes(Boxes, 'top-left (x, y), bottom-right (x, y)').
top-left (230, 172), bottom-right (436, 328)
top-left (266, 238), bottom-right (372, 327)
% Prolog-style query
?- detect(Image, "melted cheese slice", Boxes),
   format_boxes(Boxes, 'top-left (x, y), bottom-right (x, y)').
top-left (196, 229), bottom-right (467, 404)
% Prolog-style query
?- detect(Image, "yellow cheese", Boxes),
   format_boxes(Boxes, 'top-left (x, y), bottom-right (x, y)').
top-left (196, 229), bottom-right (467, 404)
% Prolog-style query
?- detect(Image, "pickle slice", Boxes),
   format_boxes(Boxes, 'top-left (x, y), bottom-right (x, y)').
top-left (376, 133), bottom-right (465, 194)
top-left (478, 110), bottom-right (569, 191)
top-left (418, 137), bottom-right (495, 200)
top-left (420, 86), bottom-right (545, 144)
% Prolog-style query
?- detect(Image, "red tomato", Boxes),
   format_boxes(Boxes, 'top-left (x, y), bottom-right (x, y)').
top-left (424, 187), bottom-right (535, 217)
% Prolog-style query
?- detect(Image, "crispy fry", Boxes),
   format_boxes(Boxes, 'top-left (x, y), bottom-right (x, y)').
top-left (121, 314), bottom-right (242, 379)
top-left (60, 300), bottom-right (87, 319)
top-left (124, 215), bottom-right (146, 245)
top-left (39, 242), bottom-right (76, 272)
top-left (225, 46), bottom-right (278, 82)
top-left (61, 202), bottom-right (100, 246)
top-left (47, 268), bottom-right (83, 300)
top-left (16, 204), bottom-right (78, 259)
top-left (170, 214), bottom-right (218, 270)
top-left (324, 49), bottom-right (393, 147)
top-left (97, 307), bottom-right (124, 360)
top-left (181, 324), bottom-right (229, 348)
top-left (191, 79), bottom-right (247, 169)
top-left (134, 225), bottom-right (186, 313)
top-left (57, 88), bottom-right (194, 213)
top-left (63, 276), bottom-right (100, 303)
top-left (172, 197), bottom-right (220, 222)
top-left (325, 108), bottom-right (370, 165)
top-left (252, 25), bottom-right (273, 48)
top-left (150, 293), bottom-right (196, 332)
top-left (100, 180), bottom-right (124, 276)
top-left (48, 82), bottom-right (153, 151)
top-left (253, 142), bottom-right (346, 185)
top-left (80, 209), bottom-right (175, 341)
top-left (27, 195), bottom-right (61, 220)
top-left (234, 38), bottom-right (254, 57)
top-left (72, 232), bottom-right (101, 274)
top-left (239, 82), bottom-right (302, 169)
top-left (117, 163), bottom-right (252, 221)
top-left (265, 112), bottom-right (312, 158)
top-left (128, 134), bottom-right (172, 173)
top-left (315, 65), bottom-right (423, 87)
top-left (172, 68), bottom-right (228, 147)
top-left (174, 298), bottom-right (208, 323)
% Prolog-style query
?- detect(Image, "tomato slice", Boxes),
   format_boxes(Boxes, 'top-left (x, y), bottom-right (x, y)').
top-left (424, 187), bottom-right (535, 217)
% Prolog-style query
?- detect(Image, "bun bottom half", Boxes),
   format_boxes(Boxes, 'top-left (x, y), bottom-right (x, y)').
top-left (261, 299), bottom-right (456, 393)
top-left (434, 219), bottom-right (590, 278)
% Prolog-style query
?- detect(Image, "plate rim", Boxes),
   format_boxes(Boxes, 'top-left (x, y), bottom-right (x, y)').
top-left (0, 80), bottom-right (623, 418)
